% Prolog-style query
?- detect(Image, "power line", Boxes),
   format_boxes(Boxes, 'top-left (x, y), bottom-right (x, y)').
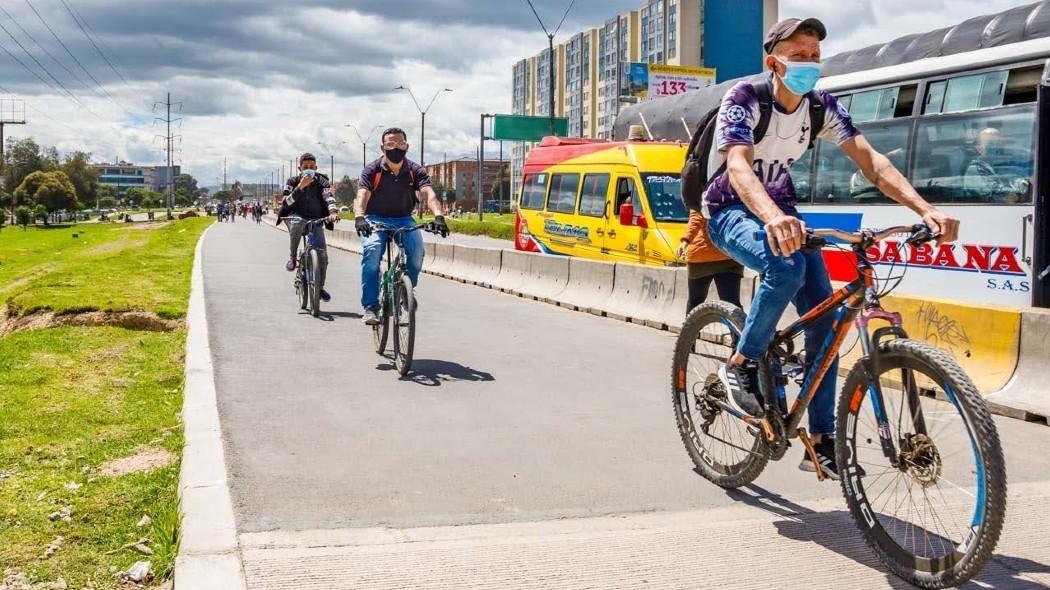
top-left (0, 15), bottom-right (89, 110)
top-left (60, 0), bottom-right (130, 87)
top-left (0, 4), bottom-right (93, 95)
top-left (59, 0), bottom-right (129, 87)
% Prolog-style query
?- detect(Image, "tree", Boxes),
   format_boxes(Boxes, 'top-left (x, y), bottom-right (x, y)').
top-left (334, 175), bottom-right (356, 206)
top-left (32, 203), bottom-right (48, 226)
top-left (0, 207), bottom-right (5, 231)
top-left (213, 190), bottom-right (232, 202)
top-left (61, 151), bottom-right (98, 205)
top-left (125, 187), bottom-right (149, 208)
top-left (3, 138), bottom-right (57, 194)
top-left (14, 205), bottom-right (31, 229)
top-left (14, 171), bottom-right (79, 214)
top-left (231, 181), bottom-right (243, 201)
top-left (98, 196), bottom-right (117, 210)
top-left (95, 184), bottom-right (116, 208)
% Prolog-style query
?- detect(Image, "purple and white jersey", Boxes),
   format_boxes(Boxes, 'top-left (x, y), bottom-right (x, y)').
top-left (702, 78), bottom-right (860, 217)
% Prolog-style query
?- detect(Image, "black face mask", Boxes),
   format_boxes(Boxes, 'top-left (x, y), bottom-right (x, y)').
top-left (384, 148), bottom-right (407, 164)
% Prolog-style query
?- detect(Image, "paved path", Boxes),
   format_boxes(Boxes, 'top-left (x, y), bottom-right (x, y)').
top-left (200, 220), bottom-right (1050, 588)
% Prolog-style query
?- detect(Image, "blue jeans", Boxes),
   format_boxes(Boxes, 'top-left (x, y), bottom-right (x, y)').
top-left (360, 215), bottom-right (424, 309)
top-left (707, 205), bottom-right (837, 436)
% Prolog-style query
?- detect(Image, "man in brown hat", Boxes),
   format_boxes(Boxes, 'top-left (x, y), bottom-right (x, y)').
top-left (702, 17), bottom-right (960, 480)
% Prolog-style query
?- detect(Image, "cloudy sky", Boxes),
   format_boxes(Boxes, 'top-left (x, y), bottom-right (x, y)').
top-left (0, 0), bottom-right (1039, 188)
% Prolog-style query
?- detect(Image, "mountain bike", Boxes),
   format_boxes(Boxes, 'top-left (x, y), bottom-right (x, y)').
top-left (370, 222), bottom-right (444, 376)
top-left (671, 224), bottom-right (1005, 589)
top-left (285, 217), bottom-right (326, 318)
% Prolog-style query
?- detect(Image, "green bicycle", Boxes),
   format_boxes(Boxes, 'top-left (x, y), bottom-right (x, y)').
top-left (370, 222), bottom-right (444, 375)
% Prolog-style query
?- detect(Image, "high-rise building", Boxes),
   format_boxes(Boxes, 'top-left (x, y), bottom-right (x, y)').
top-left (509, 0), bottom-right (777, 197)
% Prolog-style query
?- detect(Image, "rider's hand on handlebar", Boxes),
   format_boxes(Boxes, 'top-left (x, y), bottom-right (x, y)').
top-left (764, 214), bottom-right (806, 257)
top-left (921, 210), bottom-right (959, 245)
top-left (433, 215), bottom-right (450, 238)
top-left (355, 216), bottom-right (371, 238)
top-left (326, 212), bottom-right (340, 224)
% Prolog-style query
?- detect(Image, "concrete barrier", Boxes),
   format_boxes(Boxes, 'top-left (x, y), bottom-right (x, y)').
top-left (604, 263), bottom-right (678, 329)
top-left (422, 242), bottom-right (437, 271)
top-left (986, 308), bottom-right (1050, 423)
top-left (429, 243), bottom-right (456, 278)
top-left (491, 250), bottom-right (533, 295)
top-left (514, 255), bottom-right (570, 301)
top-left (449, 246), bottom-right (503, 287)
top-left (551, 258), bottom-right (616, 315)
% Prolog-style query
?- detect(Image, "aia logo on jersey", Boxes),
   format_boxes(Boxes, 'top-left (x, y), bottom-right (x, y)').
top-left (867, 242), bottom-right (1025, 276)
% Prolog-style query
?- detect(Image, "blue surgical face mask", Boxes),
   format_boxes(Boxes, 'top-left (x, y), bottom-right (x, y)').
top-left (775, 57), bottom-right (822, 96)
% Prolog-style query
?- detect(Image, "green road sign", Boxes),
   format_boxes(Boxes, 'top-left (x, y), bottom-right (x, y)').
top-left (491, 115), bottom-right (568, 141)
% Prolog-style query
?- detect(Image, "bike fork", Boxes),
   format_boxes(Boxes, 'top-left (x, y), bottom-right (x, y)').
top-left (858, 321), bottom-right (901, 468)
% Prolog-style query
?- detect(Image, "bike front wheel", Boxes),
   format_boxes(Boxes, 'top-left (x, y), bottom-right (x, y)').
top-left (671, 302), bottom-right (769, 489)
top-left (297, 254), bottom-right (309, 310)
top-left (392, 274), bottom-right (415, 376)
top-left (308, 249), bottom-right (321, 317)
top-left (836, 338), bottom-right (1005, 589)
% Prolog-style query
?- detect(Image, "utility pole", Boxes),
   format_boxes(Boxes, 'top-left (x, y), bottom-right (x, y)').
top-left (153, 93), bottom-right (182, 213)
top-left (223, 157), bottom-right (228, 191)
top-left (317, 141), bottom-right (346, 181)
top-left (395, 86), bottom-right (452, 165)
top-left (523, 0), bottom-right (573, 135)
top-left (0, 99), bottom-right (27, 182)
top-left (346, 123), bottom-right (382, 170)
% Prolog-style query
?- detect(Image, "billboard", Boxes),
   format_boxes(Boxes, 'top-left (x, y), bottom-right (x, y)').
top-left (624, 63), bottom-right (717, 99)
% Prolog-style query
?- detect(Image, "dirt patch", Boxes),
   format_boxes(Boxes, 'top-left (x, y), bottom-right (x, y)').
top-left (99, 447), bottom-right (176, 477)
top-left (86, 234), bottom-right (148, 256)
top-left (125, 221), bottom-right (172, 231)
top-left (0, 308), bottom-right (183, 338)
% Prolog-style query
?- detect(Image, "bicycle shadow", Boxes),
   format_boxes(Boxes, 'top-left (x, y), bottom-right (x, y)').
top-left (375, 359), bottom-right (496, 387)
top-left (725, 483), bottom-right (1050, 589)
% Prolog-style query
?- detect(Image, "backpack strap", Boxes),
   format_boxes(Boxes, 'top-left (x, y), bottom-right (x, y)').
top-left (371, 172), bottom-right (382, 191)
top-left (806, 91), bottom-right (826, 150)
top-left (752, 78), bottom-right (774, 144)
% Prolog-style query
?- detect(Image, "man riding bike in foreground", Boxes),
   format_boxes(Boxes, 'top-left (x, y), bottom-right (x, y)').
top-left (703, 17), bottom-right (959, 479)
top-left (279, 152), bottom-right (340, 303)
top-left (355, 127), bottom-right (449, 325)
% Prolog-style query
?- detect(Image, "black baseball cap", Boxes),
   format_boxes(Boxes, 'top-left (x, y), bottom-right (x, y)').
top-left (764, 18), bottom-right (827, 54)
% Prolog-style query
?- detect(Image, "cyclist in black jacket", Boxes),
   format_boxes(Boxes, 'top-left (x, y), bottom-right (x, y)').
top-left (278, 153), bottom-right (340, 302)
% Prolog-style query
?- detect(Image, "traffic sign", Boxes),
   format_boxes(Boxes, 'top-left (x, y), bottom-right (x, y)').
top-left (491, 115), bottom-right (568, 141)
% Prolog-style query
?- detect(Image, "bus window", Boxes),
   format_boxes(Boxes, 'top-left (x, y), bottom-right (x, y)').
top-left (836, 94), bottom-right (853, 111)
top-left (546, 173), bottom-right (580, 213)
top-left (641, 174), bottom-right (688, 221)
top-left (813, 119), bottom-right (911, 205)
top-left (614, 177), bottom-right (640, 215)
top-left (578, 174), bottom-right (610, 217)
top-left (1004, 65), bottom-right (1041, 106)
top-left (848, 87), bottom-right (898, 123)
top-left (792, 150), bottom-right (815, 203)
top-left (928, 70), bottom-right (1009, 114)
top-left (911, 105), bottom-right (1035, 204)
top-left (520, 173), bottom-right (548, 210)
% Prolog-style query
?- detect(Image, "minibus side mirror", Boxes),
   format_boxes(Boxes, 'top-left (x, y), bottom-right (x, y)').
top-left (618, 201), bottom-right (635, 226)
top-left (637, 215), bottom-right (649, 229)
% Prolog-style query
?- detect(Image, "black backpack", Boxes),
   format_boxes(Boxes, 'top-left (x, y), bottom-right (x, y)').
top-left (680, 79), bottom-right (826, 212)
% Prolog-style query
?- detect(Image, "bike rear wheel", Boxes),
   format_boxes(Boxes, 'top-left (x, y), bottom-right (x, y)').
top-left (308, 249), bottom-right (321, 317)
top-left (392, 274), bottom-right (415, 376)
top-left (671, 302), bottom-right (769, 488)
top-left (372, 287), bottom-right (390, 355)
top-left (836, 338), bottom-right (1005, 589)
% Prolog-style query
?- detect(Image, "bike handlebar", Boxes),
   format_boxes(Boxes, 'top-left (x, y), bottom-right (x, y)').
top-left (368, 222), bottom-right (446, 236)
top-left (753, 223), bottom-right (939, 249)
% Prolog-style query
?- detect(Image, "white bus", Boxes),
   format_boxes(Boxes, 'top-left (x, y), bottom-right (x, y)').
top-left (616, 24), bottom-right (1050, 309)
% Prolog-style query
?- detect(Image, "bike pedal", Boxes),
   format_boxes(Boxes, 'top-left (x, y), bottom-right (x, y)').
top-left (797, 428), bottom-right (825, 482)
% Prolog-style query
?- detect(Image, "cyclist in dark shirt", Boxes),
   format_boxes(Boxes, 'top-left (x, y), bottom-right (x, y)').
top-left (355, 127), bottom-right (449, 325)
top-left (279, 152), bottom-right (340, 303)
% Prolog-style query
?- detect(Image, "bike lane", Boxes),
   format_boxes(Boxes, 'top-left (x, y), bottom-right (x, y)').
top-left (198, 220), bottom-right (1050, 588)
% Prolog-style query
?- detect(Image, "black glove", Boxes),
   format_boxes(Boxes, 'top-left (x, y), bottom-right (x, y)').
top-left (433, 215), bottom-right (449, 237)
top-left (355, 216), bottom-right (371, 238)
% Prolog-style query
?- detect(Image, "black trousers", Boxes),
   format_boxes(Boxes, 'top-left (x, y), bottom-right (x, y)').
top-left (686, 272), bottom-right (742, 314)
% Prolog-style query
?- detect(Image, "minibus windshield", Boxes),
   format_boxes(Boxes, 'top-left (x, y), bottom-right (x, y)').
top-left (641, 174), bottom-right (689, 222)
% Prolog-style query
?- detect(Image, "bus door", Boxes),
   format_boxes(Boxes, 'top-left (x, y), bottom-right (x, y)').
top-left (603, 175), bottom-right (645, 262)
top-left (1033, 63), bottom-right (1050, 307)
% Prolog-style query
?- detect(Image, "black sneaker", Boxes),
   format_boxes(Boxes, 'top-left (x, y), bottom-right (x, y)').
top-left (799, 439), bottom-right (865, 481)
top-left (320, 289), bottom-right (331, 303)
top-left (362, 306), bottom-right (381, 325)
top-left (717, 361), bottom-right (762, 417)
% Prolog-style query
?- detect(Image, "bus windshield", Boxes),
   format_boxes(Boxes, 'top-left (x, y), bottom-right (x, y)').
top-left (641, 174), bottom-right (689, 222)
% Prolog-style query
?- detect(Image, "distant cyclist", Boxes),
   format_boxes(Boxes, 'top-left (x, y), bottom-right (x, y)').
top-left (355, 127), bottom-right (448, 325)
top-left (702, 17), bottom-right (959, 479)
top-left (279, 152), bottom-right (340, 303)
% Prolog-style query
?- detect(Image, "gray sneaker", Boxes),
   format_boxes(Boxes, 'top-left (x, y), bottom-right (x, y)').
top-left (362, 306), bottom-right (381, 325)
top-left (717, 361), bottom-right (763, 417)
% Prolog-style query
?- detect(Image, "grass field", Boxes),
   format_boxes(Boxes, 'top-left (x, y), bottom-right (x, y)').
top-left (0, 218), bottom-right (212, 318)
top-left (0, 217), bottom-right (211, 588)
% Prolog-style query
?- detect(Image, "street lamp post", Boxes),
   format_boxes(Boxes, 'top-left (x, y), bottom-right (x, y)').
top-left (394, 86), bottom-right (452, 165)
top-left (317, 141), bottom-right (347, 181)
top-left (346, 123), bottom-right (382, 170)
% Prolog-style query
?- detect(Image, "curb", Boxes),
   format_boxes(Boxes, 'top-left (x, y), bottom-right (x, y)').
top-left (174, 223), bottom-right (248, 589)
